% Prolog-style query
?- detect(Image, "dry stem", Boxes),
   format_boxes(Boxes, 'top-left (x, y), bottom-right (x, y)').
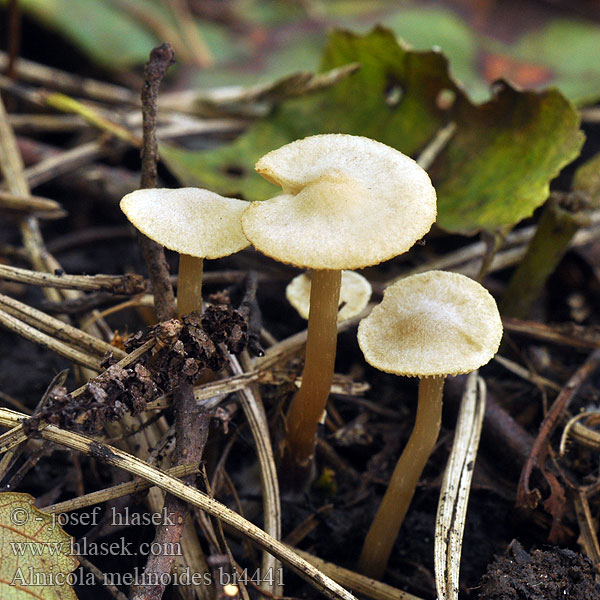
top-left (0, 407), bottom-right (356, 600)
top-left (136, 42), bottom-right (177, 323)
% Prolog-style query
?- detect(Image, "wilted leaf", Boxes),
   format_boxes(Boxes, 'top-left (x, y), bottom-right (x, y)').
top-left (161, 27), bottom-right (584, 235)
top-left (0, 492), bottom-right (79, 599)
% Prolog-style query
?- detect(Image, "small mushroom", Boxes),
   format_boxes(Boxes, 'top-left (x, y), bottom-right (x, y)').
top-left (286, 270), bottom-right (372, 322)
top-left (357, 270), bottom-right (502, 578)
top-left (121, 188), bottom-right (249, 316)
top-left (242, 134), bottom-right (436, 479)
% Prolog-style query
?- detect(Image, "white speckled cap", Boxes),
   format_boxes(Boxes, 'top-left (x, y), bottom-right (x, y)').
top-left (120, 188), bottom-right (249, 259)
top-left (287, 270), bottom-right (372, 321)
top-left (358, 271), bottom-right (502, 377)
top-left (242, 134), bottom-right (437, 270)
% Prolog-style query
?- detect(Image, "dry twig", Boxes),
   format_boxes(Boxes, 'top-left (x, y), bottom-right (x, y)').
top-left (0, 407), bottom-right (356, 600)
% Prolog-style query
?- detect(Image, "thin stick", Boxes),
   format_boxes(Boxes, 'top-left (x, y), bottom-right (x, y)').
top-left (42, 464), bottom-right (199, 514)
top-left (0, 264), bottom-right (145, 294)
top-left (0, 424), bottom-right (26, 454)
top-left (0, 189), bottom-right (63, 213)
top-left (69, 338), bottom-right (156, 400)
top-left (137, 42), bottom-right (177, 323)
top-left (0, 293), bottom-right (126, 359)
top-left (145, 370), bottom-right (261, 410)
top-left (44, 92), bottom-right (141, 146)
top-left (416, 122), bottom-right (456, 170)
top-left (104, 0), bottom-right (194, 63)
top-left (0, 308), bottom-right (103, 370)
top-left (572, 489), bottom-right (600, 566)
top-left (77, 556), bottom-right (129, 600)
top-left (503, 317), bottom-right (600, 350)
top-left (0, 407), bottom-right (356, 600)
top-left (168, 0), bottom-right (214, 67)
top-left (130, 382), bottom-right (211, 600)
top-left (435, 375), bottom-right (486, 600)
top-left (145, 368), bottom-right (367, 412)
top-left (6, 0), bottom-right (21, 80)
top-left (384, 211), bottom-right (600, 287)
top-left (0, 94), bottom-right (62, 303)
top-left (229, 351), bottom-right (282, 597)
top-left (0, 50), bottom-right (134, 104)
top-left (293, 548), bottom-right (424, 600)
top-left (493, 354), bottom-right (561, 392)
top-left (8, 113), bottom-right (87, 133)
top-left (24, 139), bottom-right (107, 190)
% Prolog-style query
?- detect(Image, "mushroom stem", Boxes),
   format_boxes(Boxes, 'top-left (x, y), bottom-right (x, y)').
top-left (177, 254), bottom-right (204, 317)
top-left (358, 375), bottom-right (445, 579)
top-left (283, 269), bottom-right (342, 474)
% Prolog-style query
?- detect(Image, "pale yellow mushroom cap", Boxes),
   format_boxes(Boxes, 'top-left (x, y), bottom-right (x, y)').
top-left (120, 188), bottom-right (250, 259)
top-left (358, 271), bottom-right (502, 377)
top-left (242, 134), bottom-right (437, 270)
top-left (287, 270), bottom-right (372, 321)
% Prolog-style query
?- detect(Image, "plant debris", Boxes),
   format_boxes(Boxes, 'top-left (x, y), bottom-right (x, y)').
top-left (25, 304), bottom-right (247, 433)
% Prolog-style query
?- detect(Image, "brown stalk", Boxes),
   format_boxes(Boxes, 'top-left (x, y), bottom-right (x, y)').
top-left (130, 382), bottom-right (211, 600)
top-left (281, 269), bottom-right (342, 484)
top-left (137, 43), bottom-right (177, 323)
top-left (129, 44), bottom-right (213, 600)
top-left (6, 0), bottom-right (21, 80)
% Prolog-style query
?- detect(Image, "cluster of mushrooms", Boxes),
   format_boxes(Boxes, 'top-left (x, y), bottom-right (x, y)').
top-left (121, 134), bottom-right (503, 580)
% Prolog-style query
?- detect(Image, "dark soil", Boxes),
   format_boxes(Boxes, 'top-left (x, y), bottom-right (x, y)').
top-left (478, 541), bottom-right (600, 600)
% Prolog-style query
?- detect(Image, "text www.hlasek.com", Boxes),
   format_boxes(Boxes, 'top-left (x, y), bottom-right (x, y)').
top-left (10, 538), bottom-right (182, 557)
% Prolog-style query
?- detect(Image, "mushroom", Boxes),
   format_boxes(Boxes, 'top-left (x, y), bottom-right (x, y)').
top-left (121, 188), bottom-right (249, 316)
top-left (356, 270), bottom-right (502, 579)
top-left (242, 134), bottom-right (436, 479)
top-left (286, 270), bottom-right (372, 322)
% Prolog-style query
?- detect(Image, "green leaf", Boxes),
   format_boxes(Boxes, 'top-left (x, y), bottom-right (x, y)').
top-left (14, 0), bottom-right (158, 70)
top-left (6, 0), bottom-right (240, 71)
top-left (162, 27), bottom-right (584, 235)
top-left (430, 83), bottom-right (584, 233)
